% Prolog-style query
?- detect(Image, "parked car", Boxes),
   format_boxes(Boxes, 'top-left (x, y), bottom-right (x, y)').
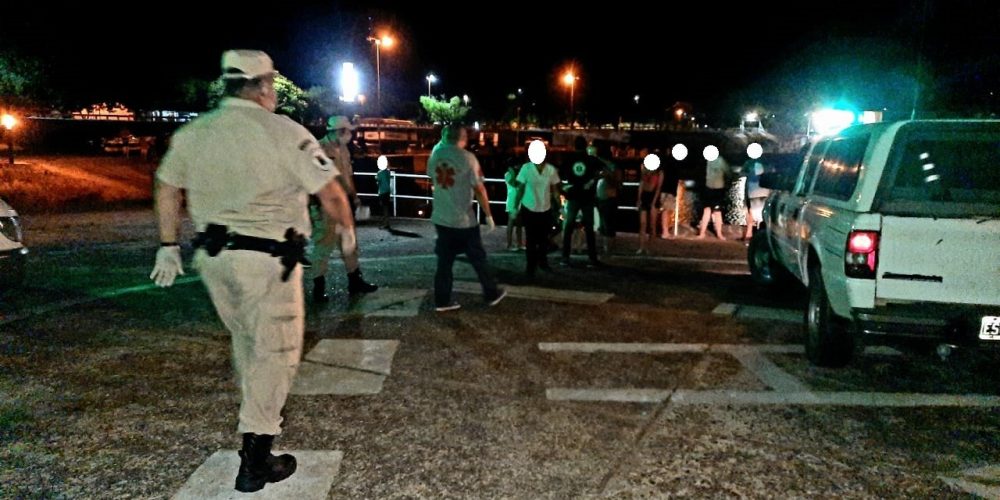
top-left (0, 197), bottom-right (28, 292)
top-left (749, 120), bottom-right (1000, 367)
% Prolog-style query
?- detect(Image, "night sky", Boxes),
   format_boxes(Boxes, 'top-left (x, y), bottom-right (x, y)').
top-left (4, 0), bottom-right (999, 124)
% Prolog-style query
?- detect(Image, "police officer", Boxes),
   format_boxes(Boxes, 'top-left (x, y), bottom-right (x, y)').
top-left (310, 115), bottom-right (378, 303)
top-left (149, 50), bottom-right (354, 493)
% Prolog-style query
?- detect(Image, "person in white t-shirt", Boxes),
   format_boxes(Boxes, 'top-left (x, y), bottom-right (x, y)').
top-left (514, 144), bottom-right (562, 277)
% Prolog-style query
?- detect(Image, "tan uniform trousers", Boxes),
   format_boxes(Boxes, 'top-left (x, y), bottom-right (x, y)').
top-left (309, 206), bottom-right (359, 279)
top-left (196, 249), bottom-right (304, 436)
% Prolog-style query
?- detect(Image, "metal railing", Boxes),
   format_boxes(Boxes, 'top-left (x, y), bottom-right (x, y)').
top-left (354, 171), bottom-right (645, 223)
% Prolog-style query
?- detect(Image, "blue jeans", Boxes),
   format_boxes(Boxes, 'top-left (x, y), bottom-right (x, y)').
top-left (434, 225), bottom-right (499, 306)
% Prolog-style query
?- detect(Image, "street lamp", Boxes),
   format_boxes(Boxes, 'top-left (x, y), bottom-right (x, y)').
top-left (1, 113), bottom-right (17, 165)
top-left (366, 32), bottom-right (395, 115)
top-left (426, 73), bottom-right (437, 96)
top-left (562, 70), bottom-right (579, 128)
top-left (340, 62), bottom-right (360, 103)
top-left (462, 94), bottom-right (470, 106)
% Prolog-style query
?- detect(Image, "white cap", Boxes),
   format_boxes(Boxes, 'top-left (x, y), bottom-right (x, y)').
top-left (221, 50), bottom-right (277, 80)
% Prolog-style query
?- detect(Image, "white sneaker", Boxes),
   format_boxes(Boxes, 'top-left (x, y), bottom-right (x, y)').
top-left (487, 289), bottom-right (508, 307)
top-left (435, 303), bottom-right (462, 312)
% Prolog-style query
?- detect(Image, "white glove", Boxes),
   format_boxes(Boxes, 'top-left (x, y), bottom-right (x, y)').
top-left (339, 226), bottom-right (358, 256)
top-left (485, 216), bottom-right (496, 234)
top-left (150, 246), bottom-right (184, 287)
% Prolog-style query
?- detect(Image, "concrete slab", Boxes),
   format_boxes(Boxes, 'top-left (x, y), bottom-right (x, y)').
top-left (172, 450), bottom-right (342, 500)
top-left (346, 288), bottom-right (427, 317)
top-left (735, 304), bottom-right (801, 323)
top-left (546, 388), bottom-right (671, 403)
top-left (539, 343), bottom-right (899, 356)
top-left (711, 303), bottom-right (739, 316)
top-left (940, 465), bottom-right (1000, 499)
top-left (290, 364), bottom-right (387, 396)
top-left (367, 297), bottom-right (423, 317)
top-left (454, 282), bottom-right (613, 305)
top-left (727, 348), bottom-right (810, 392)
top-left (304, 339), bottom-right (400, 375)
top-left (671, 390), bottom-right (1000, 407)
top-left (539, 342), bottom-right (710, 354)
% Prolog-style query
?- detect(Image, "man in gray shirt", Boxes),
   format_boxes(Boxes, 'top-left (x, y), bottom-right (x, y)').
top-left (428, 125), bottom-right (506, 311)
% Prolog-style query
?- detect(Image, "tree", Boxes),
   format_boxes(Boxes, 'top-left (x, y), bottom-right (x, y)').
top-left (419, 96), bottom-right (471, 124)
top-left (207, 73), bottom-right (310, 121)
top-left (0, 50), bottom-right (47, 107)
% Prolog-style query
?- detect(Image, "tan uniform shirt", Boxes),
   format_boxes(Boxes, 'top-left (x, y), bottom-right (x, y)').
top-left (319, 137), bottom-right (355, 196)
top-left (157, 98), bottom-right (338, 240)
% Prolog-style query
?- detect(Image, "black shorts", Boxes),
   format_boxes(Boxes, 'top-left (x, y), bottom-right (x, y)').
top-left (639, 190), bottom-right (657, 210)
top-left (702, 188), bottom-right (726, 210)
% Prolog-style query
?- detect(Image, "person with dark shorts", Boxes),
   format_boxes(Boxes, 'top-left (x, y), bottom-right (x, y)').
top-left (697, 150), bottom-right (729, 240)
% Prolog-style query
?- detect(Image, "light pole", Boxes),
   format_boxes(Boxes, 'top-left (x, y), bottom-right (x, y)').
top-left (1, 113), bottom-right (17, 165)
top-left (425, 73), bottom-right (437, 96)
top-left (562, 71), bottom-right (578, 128)
top-left (366, 33), bottom-right (394, 116)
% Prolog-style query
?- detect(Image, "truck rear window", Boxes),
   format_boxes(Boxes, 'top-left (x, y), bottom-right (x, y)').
top-left (881, 132), bottom-right (1000, 217)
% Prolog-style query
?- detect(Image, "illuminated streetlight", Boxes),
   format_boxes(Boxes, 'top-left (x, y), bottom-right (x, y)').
top-left (562, 70), bottom-right (579, 128)
top-left (674, 108), bottom-right (684, 120)
top-left (426, 73), bottom-right (437, 96)
top-left (366, 31), bottom-right (396, 115)
top-left (1, 113), bottom-right (17, 165)
top-left (340, 62), bottom-right (360, 103)
top-left (634, 95), bottom-right (640, 104)
top-left (462, 94), bottom-right (470, 105)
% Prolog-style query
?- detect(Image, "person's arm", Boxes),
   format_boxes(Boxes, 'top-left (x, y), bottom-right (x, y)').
top-left (474, 182), bottom-right (492, 220)
top-left (314, 179), bottom-right (354, 248)
top-left (653, 173), bottom-right (663, 208)
top-left (156, 180), bottom-right (183, 244)
top-left (150, 180), bottom-right (185, 287)
top-left (636, 173), bottom-right (643, 207)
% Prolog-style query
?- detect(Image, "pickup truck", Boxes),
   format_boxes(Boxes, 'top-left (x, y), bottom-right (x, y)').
top-left (749, 120), bottom-right (1000, 367)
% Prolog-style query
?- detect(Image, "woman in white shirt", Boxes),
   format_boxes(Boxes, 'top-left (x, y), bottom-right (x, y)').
top-left (514, 159), bottom-right (562, 277)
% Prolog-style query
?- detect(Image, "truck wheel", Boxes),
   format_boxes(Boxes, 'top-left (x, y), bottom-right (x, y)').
top-left (748, 231), bottom-right (782, 286)
top-left (805, 265), bottom-right (854, 367)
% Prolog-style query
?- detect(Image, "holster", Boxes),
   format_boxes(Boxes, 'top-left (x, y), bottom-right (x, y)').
top-left (192, 225), bottom-right (311, 282)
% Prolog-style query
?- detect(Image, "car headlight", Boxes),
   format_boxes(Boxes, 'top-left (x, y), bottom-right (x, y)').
top-left (0, 216), bottom-right (23, 243)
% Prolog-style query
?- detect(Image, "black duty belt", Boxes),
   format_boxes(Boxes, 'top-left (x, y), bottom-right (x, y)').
top-left (193, 224), bottom-right (311, 282)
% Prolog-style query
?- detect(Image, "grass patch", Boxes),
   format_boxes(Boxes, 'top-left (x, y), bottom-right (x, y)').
top-left (0, 155), bottom-right (153, 213)
top-left (0, 403), bottom-right (33, 441)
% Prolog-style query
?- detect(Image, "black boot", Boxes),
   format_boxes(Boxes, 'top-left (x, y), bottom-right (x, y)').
top-left (347, 269), bottom-right (378, 294)
top-left (234, 433), bottom-right (297, 493)
top-left (312, 276), bottom-right (329, 303)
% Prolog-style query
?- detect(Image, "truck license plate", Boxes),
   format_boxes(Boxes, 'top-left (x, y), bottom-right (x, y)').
top-left (980, 316), bottom-right (1000, 341)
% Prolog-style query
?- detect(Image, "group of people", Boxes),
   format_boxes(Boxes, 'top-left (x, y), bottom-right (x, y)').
top-left (146, 48), bottom-right (770, 494)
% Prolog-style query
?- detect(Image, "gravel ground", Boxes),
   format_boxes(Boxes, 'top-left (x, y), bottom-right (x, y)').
top-left (1, 210), bottom-right (997, 498)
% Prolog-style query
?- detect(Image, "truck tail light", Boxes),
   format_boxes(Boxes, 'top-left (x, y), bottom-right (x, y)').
top-left (845, 230), bottom-right (879, 279)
